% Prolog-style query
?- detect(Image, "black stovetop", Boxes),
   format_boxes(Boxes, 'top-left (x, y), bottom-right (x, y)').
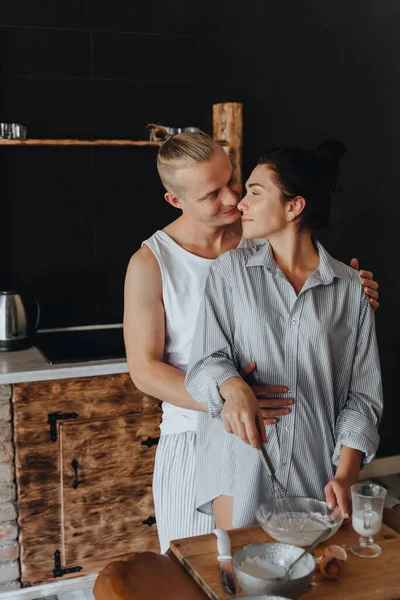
top-left (34, 327), bottom-right (126, 365)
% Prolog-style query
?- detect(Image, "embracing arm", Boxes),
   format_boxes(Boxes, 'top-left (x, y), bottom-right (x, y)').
top-left (185, 261), bottom-right (266, 448)
top-left (123, 246), bottom-right (207, 412)
top-left (350, 258), bottom-right (380, 310)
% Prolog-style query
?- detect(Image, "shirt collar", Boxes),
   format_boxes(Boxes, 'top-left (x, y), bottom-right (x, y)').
top-left (245, 239), bottom-right (352, 284)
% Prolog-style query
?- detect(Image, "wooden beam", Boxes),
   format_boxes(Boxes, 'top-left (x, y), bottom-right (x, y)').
top-left (213, 102), bottom-right (243, 184)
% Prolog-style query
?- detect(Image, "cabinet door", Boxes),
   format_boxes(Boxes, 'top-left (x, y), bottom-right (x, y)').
top-left (12, 374), bottom-right (161, 586)
top-left (60, 413), bottom-right (159, 567)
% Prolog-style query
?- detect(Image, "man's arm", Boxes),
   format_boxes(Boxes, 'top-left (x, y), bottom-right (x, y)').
top-left (350, 258), bottom-right (380, 310)
top-left (124, 246), bottom-right (293, 418)
top-left (123, 245), bottom-right (207, 412)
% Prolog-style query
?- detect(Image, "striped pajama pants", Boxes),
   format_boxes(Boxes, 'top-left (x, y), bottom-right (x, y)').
top-left (152, 430), bottom-right (215, 554)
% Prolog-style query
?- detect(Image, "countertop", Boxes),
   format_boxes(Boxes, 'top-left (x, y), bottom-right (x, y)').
top-left (0, 345), bottom-right (128, 385)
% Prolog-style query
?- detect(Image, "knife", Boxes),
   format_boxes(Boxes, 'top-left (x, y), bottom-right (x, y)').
top-left (214, 528), bottom-right (237, 595)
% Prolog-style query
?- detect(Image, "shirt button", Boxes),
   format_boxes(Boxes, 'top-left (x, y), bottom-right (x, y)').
top-left (291, 318), bottom-right (296, 324)
top-left (287, 389), bottom-right (292, 394)
top-left (282, 462), bottom-right (288, 466)
top-left (285, 426), bottom-right (291, 431)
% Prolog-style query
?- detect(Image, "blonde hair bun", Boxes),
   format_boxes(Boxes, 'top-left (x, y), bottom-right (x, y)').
top-left (148, 124), bottom-right (171, 143)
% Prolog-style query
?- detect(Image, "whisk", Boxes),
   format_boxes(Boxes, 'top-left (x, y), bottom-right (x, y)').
top-left (258, 434), bottom-right (305, 530)
top-left (258, 434), bottom-right (289, 498)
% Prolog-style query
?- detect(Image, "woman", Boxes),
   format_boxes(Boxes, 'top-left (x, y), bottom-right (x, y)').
top-left (185, 142), bottom-right (383, 529)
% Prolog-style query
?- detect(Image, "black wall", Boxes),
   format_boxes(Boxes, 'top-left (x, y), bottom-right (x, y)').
top-left (1, 2), bottom-right (398, 457)
top-left (0, 0), bottom-right (233, 325)
top-left (213, 1), bottom-right (398, 457)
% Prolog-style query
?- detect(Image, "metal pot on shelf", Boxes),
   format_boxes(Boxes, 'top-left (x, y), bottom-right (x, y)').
top-left (0, 290), bottom-right (40, 351)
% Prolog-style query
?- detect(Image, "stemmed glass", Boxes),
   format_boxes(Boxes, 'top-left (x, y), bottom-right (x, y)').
top-left (350, 483), bottom-right (386, 558)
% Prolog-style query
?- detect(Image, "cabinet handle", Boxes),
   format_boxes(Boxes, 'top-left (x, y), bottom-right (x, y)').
top-left (71, 459), bottom-right (79, 489)
top-left (141, 436), bottom-right (160, 448)
top-left (142, 516), bottom-right (156, 527)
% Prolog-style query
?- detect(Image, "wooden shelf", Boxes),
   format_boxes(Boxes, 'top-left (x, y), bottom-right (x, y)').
top-left (0, 139), bottom-right (160, 146)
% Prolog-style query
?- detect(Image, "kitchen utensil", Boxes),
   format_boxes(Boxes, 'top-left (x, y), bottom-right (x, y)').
top-left (0, 122), bottom-right (27, 139)
top-left (258, 434), bottom-right (305, 531)
top-left (148, 125), bottom-right (201, 139)
top-left (256, 497), bottom-right (343, 546)
top-left (258, 434), bottom-right (289, 501)
top-left (350, 483), bottom-right (386, 558)
top-left (280, 527), bottom-right (329, 580)
top-left (214, 528), bottom-right (236, 595)
top-left (0, 290), bottom-right (40, 351)
top-left (232, 542), bottom-right (315, 599)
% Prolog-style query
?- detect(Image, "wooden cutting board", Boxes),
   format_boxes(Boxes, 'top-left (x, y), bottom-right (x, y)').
top-left (170, 523), bottom-right (400, 600)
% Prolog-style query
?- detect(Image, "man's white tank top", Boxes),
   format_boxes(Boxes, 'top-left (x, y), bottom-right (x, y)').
top-left (142, 230), bottom-right (259, 435)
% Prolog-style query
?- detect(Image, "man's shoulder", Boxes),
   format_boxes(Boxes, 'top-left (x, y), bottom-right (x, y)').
top-left (126, 245), bottom-right (161, 283)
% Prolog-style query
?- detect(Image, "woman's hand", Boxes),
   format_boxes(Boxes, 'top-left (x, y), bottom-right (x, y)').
top-left (220, 377), bottom-right (266, 449)
top-left (350, 258), bottom-right (380, 310)
top-left (324, 477), bottom-right (353, 522)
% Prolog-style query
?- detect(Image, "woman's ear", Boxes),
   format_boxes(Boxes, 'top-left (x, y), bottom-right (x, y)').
top-left (287, 196), bottom-right (306, 221)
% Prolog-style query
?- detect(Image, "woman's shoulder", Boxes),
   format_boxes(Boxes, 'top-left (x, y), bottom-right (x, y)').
top-left (331, 258), bottom-right (361, 283)
top-left (208, 245), bottom-right (264, 285)
top-left (213, 244), bottom-right (264, 272)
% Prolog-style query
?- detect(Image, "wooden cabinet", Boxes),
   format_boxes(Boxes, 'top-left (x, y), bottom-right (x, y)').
top-left (12, 373), bottom-right (161, 586)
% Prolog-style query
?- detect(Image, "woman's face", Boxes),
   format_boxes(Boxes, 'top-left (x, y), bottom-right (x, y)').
top-left (238, 165), bottom-right (289, 239)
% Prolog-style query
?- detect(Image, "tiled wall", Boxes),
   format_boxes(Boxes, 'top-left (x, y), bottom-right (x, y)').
top-left (0, 0), bottom-right (254, 327)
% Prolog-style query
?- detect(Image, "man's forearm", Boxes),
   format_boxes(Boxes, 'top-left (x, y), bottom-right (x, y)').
top-left (129, 359), bottom-right (208, 412)
top-left (334, 446), bottom-right (363, 484)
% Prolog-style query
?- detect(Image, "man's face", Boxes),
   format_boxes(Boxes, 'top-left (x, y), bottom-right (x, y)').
top-left (169, 147), bottom-right (242, 226)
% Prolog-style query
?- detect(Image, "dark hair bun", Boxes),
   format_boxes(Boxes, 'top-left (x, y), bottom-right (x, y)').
top-left (313, 139), bottom-right (346, 181)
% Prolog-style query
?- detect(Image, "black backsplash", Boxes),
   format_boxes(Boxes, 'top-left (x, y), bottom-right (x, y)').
top-left (0, 1), bottom-right (221, 326)
top-left (1, 1), bottom-right (398, 457)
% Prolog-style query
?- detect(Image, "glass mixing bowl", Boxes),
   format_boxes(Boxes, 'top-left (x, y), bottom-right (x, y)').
top-left (256, 496), bottom-right (343, 546)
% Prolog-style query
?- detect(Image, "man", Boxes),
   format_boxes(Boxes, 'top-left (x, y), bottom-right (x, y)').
top-left (123, 127), bottom-right (379, 552)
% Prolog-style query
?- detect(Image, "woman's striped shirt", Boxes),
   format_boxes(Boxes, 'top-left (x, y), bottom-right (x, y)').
top-left (185, 241), bottom-right (383, 527)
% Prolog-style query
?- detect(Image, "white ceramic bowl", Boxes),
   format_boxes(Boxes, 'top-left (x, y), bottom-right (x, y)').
top-left (256, 496), bottom-right (343, 546)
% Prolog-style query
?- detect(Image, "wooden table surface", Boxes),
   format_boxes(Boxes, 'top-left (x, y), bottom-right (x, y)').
top-left (170, 522), bottom-right (400, 600)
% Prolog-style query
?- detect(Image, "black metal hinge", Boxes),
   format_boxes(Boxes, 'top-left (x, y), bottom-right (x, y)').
top-left (141, 436), bottom-right (159, 448)
top-left (71, 459), bottom-right (79, 489)
top-left (53, 550), bottom-right (82, 578)
top-left (142, 515), bottom-right (156, 527)
top-left (48, 412), bottom-right (79, 442)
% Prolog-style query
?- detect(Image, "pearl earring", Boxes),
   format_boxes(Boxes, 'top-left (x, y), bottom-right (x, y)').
top-left (287, 217), bottom-right (292, 222)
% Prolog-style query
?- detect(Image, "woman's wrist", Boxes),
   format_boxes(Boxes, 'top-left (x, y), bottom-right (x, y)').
top-left (334, 446), bottom-right (363, 485)
top-left (219, 376), bottom-right (249, 401)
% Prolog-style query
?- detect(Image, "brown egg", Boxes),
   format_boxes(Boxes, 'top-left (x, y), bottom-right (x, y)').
top-left (317, 545), bottom-right (348, 580)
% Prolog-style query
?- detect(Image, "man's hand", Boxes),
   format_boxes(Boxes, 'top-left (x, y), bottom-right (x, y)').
top-left (324, 477), bottom-right (353, 522)
top-left (350, 258), bottom-right (380, 311)
top-left (240, 362), bottom-right (293, 425)
top-left (220, 377), bottom-right (266, 449)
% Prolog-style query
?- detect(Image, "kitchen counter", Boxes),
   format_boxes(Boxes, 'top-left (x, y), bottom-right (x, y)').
top-left (0, 345), bottom-right (128, 384)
